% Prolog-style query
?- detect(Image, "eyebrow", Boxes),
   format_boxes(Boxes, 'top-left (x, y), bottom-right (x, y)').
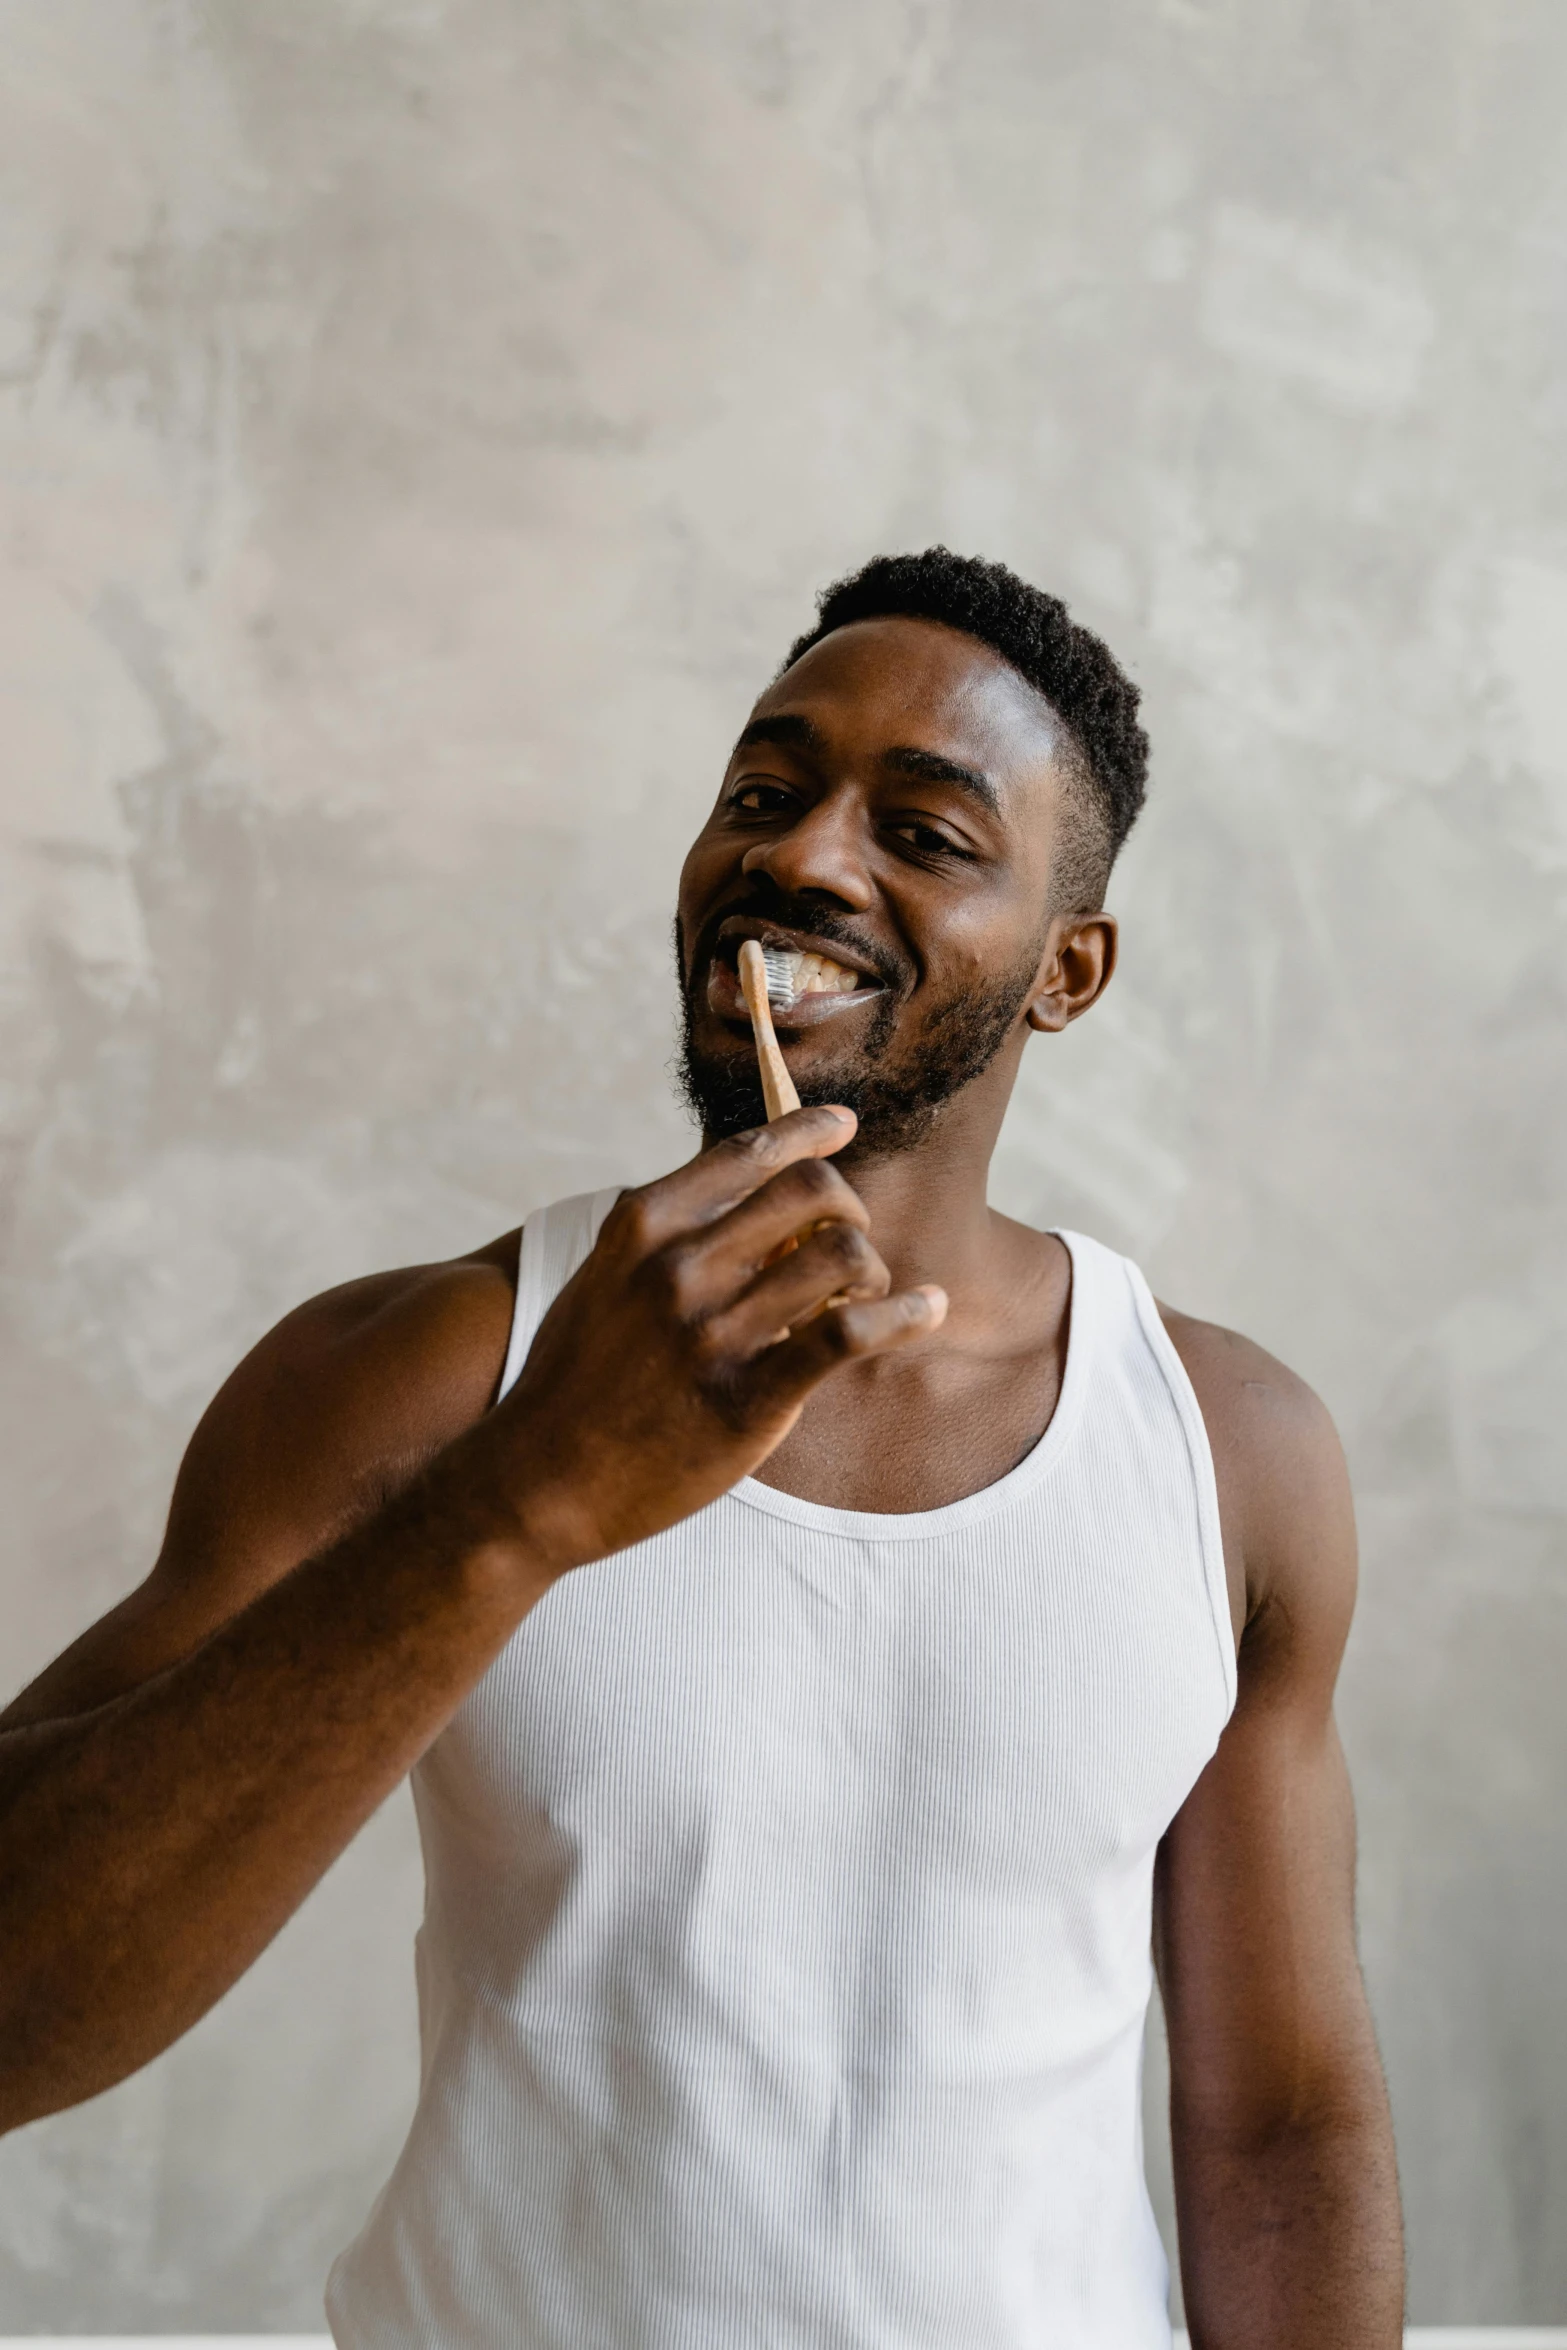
top-left (732, 717), bottom-right (1001, 816)
top-left (732, 714), bottom-right (830, 758)
top-left (880, 744), bottom-right (1001, 815)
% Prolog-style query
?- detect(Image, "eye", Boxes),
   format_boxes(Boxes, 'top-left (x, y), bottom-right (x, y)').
top-left (887, 816), bottom-right (974, 860)
top-left (728, 780), bottom-right (798, 817)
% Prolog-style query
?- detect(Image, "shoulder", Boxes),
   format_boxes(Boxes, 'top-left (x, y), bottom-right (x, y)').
top-left (1155, 1301), bottom-right (1357, 1675)
top-left (161, 1227), bottom-right (524, 1588)
top-left (228, 1228), bottom-right (521, 1435)
top-left (1156, 1303), bottom-right (1341, 1489)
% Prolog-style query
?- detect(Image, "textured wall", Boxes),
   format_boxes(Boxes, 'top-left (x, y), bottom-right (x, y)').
top-left (2, 0), bottom-right (1564, 2328)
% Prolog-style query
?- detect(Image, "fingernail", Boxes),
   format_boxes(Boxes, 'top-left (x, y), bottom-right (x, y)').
top-left (917, 1284), bottom-right (949, 1325)
top-left (824, 1105), bottom-right (855, 1124)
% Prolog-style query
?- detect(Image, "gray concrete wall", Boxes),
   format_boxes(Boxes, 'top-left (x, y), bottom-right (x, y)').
top-left (1, 0), bottom-right (1563, 2327)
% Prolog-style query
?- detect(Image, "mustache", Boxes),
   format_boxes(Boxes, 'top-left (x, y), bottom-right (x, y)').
top-left (679, 883), bottom-right (911, 997)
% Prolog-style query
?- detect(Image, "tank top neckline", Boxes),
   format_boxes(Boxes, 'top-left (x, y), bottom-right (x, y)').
top-left (730, 1225), bottom-right (1095, 1544)
top-left (505, 1197), bottom-right (1101, 1544)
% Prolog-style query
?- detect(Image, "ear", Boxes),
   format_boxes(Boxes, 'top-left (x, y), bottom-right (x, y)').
top-left (1024, 911), bottom-right (1118, 1033)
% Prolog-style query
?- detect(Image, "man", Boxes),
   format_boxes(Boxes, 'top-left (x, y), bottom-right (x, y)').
top-left (0, 550), bottom-right (1402, 2345)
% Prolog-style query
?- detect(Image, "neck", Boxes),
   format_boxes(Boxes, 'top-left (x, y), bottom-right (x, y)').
top-left (840, 1074), bottom-right (1012, 1300)
top-left (709, 1048), bottom-right (1026, 1307)
top-left (834, 1140), bottom-right (997, 1303)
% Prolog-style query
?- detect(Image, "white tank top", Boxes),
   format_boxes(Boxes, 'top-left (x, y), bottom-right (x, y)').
top-left (327, 1190), bottom-right (1236, 2350)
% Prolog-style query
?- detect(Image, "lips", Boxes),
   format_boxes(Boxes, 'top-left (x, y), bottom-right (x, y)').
top-left (706, 920), bottom-right (887, 1029)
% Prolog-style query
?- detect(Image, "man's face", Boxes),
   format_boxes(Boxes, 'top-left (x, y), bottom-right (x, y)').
top-left (676, 616), bottom-right (1084, 1152)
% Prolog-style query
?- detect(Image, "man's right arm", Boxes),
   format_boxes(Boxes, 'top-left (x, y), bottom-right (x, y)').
top-left (0, 1110), bottom-right (944, 2133)
top-left (0, 1236), bottom-right (530, 2130)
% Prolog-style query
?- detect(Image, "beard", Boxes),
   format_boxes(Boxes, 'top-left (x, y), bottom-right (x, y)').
top-left (674, 910), bottom-right (1046, 1158)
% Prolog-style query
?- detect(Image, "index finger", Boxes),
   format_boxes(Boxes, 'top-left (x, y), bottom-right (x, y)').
top-left (619, 1106), bottom-right (859, 1253)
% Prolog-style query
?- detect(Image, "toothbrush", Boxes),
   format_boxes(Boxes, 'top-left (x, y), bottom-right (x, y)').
top-left (738, 938), bottom-right (859, 1323)
top-left (738, 940), bottom-right (801, 1120)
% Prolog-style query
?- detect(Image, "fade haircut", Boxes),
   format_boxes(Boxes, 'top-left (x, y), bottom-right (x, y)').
top-left (782, 547), bottom-right (1149, 911)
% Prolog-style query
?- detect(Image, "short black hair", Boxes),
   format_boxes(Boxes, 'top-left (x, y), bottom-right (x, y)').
top-left (782, 547), bottom-right (1148, 909)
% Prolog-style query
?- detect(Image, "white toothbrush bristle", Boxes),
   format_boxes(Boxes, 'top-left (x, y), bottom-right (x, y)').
top-left (760, 945), bottom-right (796, 1006)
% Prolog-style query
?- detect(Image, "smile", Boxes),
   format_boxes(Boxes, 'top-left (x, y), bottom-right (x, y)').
top-left (706, 922), bottom-right (887, 1028)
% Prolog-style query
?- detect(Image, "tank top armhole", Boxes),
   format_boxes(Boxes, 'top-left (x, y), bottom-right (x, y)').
top-left (1122, 1260), bottom-right (1239, 1721)
top-left (494, 1185), bottom-right (626, 1405)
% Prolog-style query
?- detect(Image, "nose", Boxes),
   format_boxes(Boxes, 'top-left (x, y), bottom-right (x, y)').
top-left (740, 792), bottom-right (875, 912)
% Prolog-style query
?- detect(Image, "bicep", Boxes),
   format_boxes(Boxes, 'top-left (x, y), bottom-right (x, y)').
top-left (1156, 1680), bottom-right (1364, 2143)
top-left (1155, 1381), bottom-right (1375, 2143)
top-left (1, 1326), bottom-right (376, 1732)
top-left (1, 1375), bottom-right (333, 1733)
top-left (1, 1249), bottom-right (518, 1732)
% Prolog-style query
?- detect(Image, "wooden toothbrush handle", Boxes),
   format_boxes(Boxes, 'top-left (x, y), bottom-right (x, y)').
top-left (737, 943), bottom-right (855, 1324)
top-left (738, 942), bottom-right (801, 1120)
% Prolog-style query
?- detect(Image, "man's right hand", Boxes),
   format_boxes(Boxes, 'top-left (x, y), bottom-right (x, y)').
top-left (0, 1105), bottom-right (944, 2131)
top-left (467, 1105), bottom-right (946, 1573)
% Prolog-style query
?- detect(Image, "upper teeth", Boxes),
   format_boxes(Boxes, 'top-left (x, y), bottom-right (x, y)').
top-left (760, 946), bottom-right (863, 1005)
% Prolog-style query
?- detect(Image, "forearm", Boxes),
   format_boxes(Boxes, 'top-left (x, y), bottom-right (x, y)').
top-left (0, 1441), bottom-right (552, 2132)
top-left (1173, 2092), bottom-right (1404, 2350)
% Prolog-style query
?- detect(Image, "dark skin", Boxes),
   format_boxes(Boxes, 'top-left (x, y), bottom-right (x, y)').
top-left (0, 617), bottom-right (1402, 2345)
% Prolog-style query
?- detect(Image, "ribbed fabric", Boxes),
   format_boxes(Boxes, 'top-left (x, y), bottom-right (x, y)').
top-left (327, 1192), bottom-right (1236, 2350)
